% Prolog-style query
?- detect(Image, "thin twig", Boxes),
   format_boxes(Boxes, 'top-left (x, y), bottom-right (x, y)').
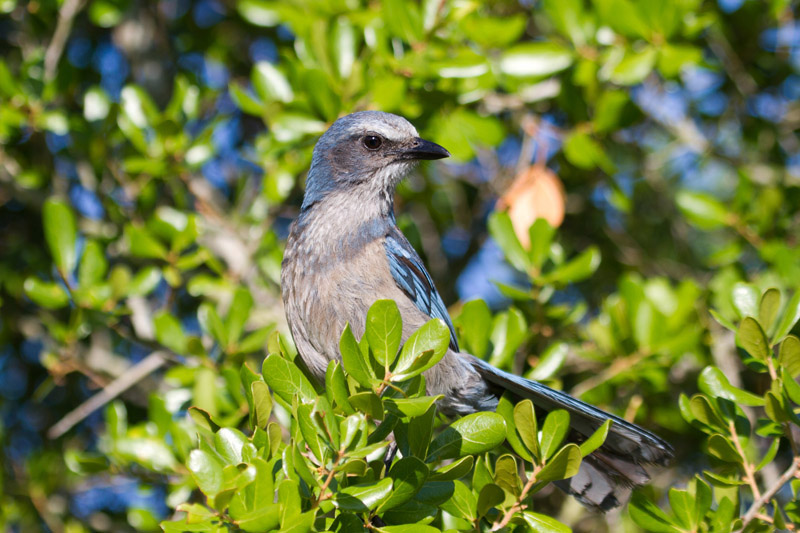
top-left (47, 351), bottom-right (167, 439)
top-left (44, 0), bottom-right (87, 82)
top-left (737, 457), bottom-right (800, 531)
top-left (730, 420), bottom-right (762, 500)
top-left (491, 464), bottom-right (542, 531)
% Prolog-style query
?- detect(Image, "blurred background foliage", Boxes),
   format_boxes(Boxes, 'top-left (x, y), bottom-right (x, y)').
top-left (1, 0), bottom-right (800, 531)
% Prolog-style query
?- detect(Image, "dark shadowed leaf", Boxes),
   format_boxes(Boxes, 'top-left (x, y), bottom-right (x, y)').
top-left (476, 483), bottom-right (504, 519)
top-left (378, 457), bottom-right (429, 512)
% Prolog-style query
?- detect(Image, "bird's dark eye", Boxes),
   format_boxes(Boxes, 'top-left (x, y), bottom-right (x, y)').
top-left (362, 135), bottom-right (383, 150)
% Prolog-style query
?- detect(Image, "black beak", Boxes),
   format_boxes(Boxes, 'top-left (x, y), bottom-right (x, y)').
top-left (402, 137), bottom-right (450, 160)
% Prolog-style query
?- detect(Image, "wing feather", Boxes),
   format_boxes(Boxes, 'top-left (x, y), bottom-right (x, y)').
top-left (384, 229), bottom-right (459, 352)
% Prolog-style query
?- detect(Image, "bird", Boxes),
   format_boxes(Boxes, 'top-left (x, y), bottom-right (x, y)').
top-left (280, 110), bottom-right (673, 511)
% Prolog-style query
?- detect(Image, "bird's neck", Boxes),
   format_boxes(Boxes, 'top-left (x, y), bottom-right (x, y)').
top-left (294, 186), bottom-right (396, 254)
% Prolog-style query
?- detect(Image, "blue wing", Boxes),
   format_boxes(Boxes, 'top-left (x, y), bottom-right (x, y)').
top-left (384, 228), bottom-right (459, 352)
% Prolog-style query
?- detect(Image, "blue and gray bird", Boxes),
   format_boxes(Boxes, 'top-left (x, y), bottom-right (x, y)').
top-left (281, 111), bottom-right (673, 510)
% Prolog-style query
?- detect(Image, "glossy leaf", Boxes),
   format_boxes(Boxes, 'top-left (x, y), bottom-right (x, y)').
top-left (262, 354), bottom-right (316, 404)
top-left (427, 412), bottom-right (506, 460)
top-left (365, 299), bottom-right (403, 370)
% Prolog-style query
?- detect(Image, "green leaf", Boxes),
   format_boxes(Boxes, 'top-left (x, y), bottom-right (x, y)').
top-left (128, 266), bottom-right (162, 296)
top-left (537, 444), bottom-right (581, 482)
top-left (407, 404), bottom-right (436, 460)
top-left (540, 409), bottom-right (570, 460)
top-left (499, 43), bottom-right (574, 77)
top-left (454, 299), bottom-right (492, 359)
top-left (125, 224), bottom-right (168, 260)
top-left (340, 323), bottom-right (375, 388)
top-left (348, 391), bottom-right (384, 420)
top-left (488, 211), bottom-right (530, 272)
top-left (251, 381), bottom-right (273, 429)
top-left (226, 288), bottom-right (253, 346)
top-left (607, 47), bottom-right (657, 85)
top-left (688, 395), bottom-right (727, 431)
top-left (738, 316), bottom-right (770, 361)
top-left (78, 240), bottom-right (108, 287)
top-left (779, 336), bottom-right (800, 378)
top-left (706, 434), bottom-right (741, 463)
top-left (238, 326), bottom-right (274, 354)
top-left (539, 246), bottom-right (601, 285)
top-left (383, 0), bottom-right (423, 43)
top-left (297, 403), bottom-right (325, 462)
top-left (759, 288), bottom-right (781, 335)
top-left (326, 360), bottom-right (354, 414)
top-left (427, 412), bottom-right (506, 460)
top-left (629, 491), bottom-right (681, 533)
top-left (527, 342), bottom-right (568, 381)
top-left (383, 396), bottom-right (441, 418)
top-left (237, 0), bottom-right (280, 26)
top-left (513, 399), bottom-right (540, 461)
top-left (489, 307), bottom-right (527, 369)
top-left (366, 299), bottom-right (403, 370)
top-left (377, 525), bottom-right (440, 533)
top-left (698, 366), bottom-right (765, 406)
top-left (668, 488), bottom-right (694, 530)
top-left (378, 457), bottom-right (428, 512)
top-left (333, 477), bottom-right (393, 512)
top-left (528, 218), bottom-right (556, 270)
top-left (262, 354), bottom-right (316, 404)
top-left (476, 483), bottom-right (505, 519)
top-left (393, 319), bottom-right (450, 380)
top-left (562, 131), bottom-right (614, 173)
top-left (579, 419), bottom-right (611, 457)
top-left (198, 302), bottom-right (228, 347)
top-left (23, 277), bottom-right (70, 309)
top-left (154, 312), bottom-right (188, 354)
top-left (233, 504), bottom-right (281, 532)
top-left (593, 90), bottom-right (631, 133)
top-left (493, 454), bottom-right (521, 496)
top-left (43, 197), bottom-right (77, 276)
top-left (439, 480), bottom-right (476, 521)
top-left (676, 190), bottom-right (731, 230)
top-left (252, 62), bottom-right (293, 103)
top-left (214, 428), bottom-right (249, 464)
top-left (756, 438), bottom-right (781, 471)
top-left (521, 511), bottom-right (572, 533)
top-left (430, 456), bottom-right (474, 482)
top-left (187, 449), bottom-right (224, 497)
top-left (774, 291), bottom-right (800, 342)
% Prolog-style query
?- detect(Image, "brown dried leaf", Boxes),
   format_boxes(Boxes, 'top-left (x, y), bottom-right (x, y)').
top-left (497, 166), bottom-right (565, 249)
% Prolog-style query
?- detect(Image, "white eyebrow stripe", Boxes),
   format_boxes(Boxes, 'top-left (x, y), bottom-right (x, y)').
top-left (344, 121), bottom-right (418, 142)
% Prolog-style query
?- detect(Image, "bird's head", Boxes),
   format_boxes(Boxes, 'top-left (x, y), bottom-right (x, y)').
top-left (303, 111), bottom-right (449, 210)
